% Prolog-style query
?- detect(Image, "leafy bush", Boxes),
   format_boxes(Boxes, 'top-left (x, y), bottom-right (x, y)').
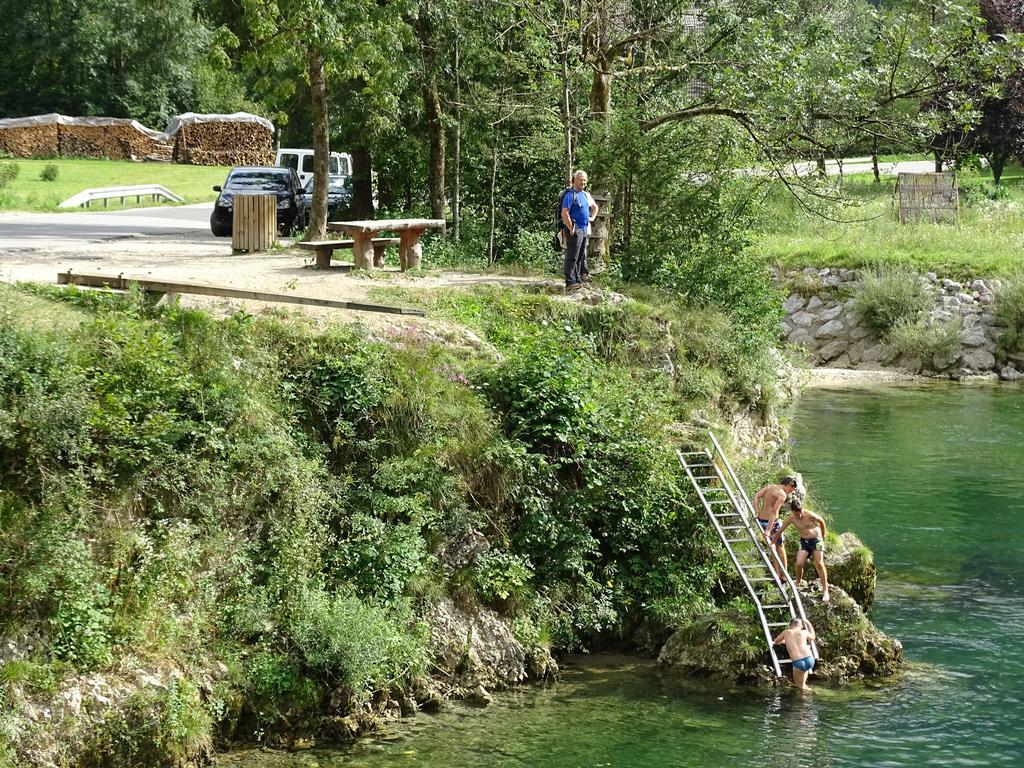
top-left (0, 162), bottom-right (18, 189)
top-left (473, 549), bottom-right (534, 603)
top-left (851, 269), bottom-right (933, 333)
top-left (39, 163), bottom-right (59, 182)
top-left (994, 279), bottom-right (1024, 354)
top-left (887, 316), bottom-right (963, 362)
top-left (286, 588), bottom-right (426, 690)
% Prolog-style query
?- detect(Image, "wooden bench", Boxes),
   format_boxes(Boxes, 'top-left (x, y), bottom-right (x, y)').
top-left (327, 218), bottom-right (446, 270)
top-left (297, 237), bottom-right (401, 269)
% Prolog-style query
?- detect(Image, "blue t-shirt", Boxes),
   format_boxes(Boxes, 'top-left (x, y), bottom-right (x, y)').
top-left (562, 189), bottom-right (590, 231)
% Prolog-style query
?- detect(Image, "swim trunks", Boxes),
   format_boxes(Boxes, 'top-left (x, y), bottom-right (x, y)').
top-left (800, 537), bottom-right (824, 554)
top-left (793, 655), bottom-right (815, 672)
top-left (757, 518), bottom-right (784, 544)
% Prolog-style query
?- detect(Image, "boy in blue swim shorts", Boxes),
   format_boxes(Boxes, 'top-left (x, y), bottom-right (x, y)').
top-left (773, 618), bottom-right (817, 690)
top-left (771, 498), bottom-right (830, 603)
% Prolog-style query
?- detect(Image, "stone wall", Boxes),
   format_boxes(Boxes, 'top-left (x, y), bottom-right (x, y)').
top-left (779, 267), bottom-right (1024, 380)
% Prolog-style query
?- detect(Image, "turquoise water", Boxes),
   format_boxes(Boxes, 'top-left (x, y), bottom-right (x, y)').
top-left (223, 384), bottom-right (1024, 767)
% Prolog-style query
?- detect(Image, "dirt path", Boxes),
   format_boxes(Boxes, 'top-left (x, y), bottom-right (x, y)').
top-left (0, 234), bottom-right (565, 336)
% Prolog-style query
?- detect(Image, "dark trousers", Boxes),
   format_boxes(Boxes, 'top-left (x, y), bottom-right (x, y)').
top-left (564, 230), bottom-right (588, 285)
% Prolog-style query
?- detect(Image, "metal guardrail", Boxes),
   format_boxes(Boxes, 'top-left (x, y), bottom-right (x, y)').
top-left (59, 185), bottom-right (184, 209)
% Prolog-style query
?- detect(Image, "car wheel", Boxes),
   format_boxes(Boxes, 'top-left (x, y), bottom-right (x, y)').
top-left (210, 217), bottom-right (231, 237)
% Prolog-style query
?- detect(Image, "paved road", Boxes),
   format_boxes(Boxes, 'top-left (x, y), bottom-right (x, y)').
top-left (0, 202), bottom-right (216, 251)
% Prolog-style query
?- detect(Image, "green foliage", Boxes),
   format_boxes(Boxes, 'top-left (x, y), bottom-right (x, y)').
top-left (887, 316), bottom-right (963, 361)
top-left (473, 550), bottom-right (534, 603)
top-left (851, 269), bottom-right (933, 333)
top-left (0, 163), bottom-right (18, 189)
top-left (38, 164), bottom-right (58, 182)
top-left (287, 589), bottom-right (426, 690)
top-left (79, 679), bottom-right (212, 767)
top-left (994, 279), bottom-right (1024, 353)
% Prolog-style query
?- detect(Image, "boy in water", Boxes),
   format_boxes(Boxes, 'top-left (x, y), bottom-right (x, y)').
top-left (773, 618), bottom-right (817, 690)
top-left (771, 498), bottom-right (830, 603)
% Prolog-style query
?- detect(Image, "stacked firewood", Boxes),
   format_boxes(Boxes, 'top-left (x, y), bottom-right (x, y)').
top-left (175, 121), bottom-right (273, 166)
top-left (0, 124), bottom-right (59, 157)
top-left (58, 124), bottom-right (157, 160)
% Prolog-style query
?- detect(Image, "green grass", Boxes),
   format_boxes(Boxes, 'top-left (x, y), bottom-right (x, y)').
top-left (0, 158), bottom-right (230, 212)
top-left (753, 167), bottom-right (1024, 279)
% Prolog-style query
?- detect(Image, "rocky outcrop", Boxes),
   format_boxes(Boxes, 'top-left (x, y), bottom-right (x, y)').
top-left (779, 268), bottom-right (1021, 379)
top-left (657, 586), bottom-right (902, 685)
top-left (782, 530), bottom-right (876, 610)
top-left (425, 597), bottom-right (557, 702)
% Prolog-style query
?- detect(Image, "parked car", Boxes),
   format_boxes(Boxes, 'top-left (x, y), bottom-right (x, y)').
top-left (299, 174), bottom-right (352, 226)
top-left (209, 166), bottom-right (304, 237)
top-left (275, 148), bottom-right (352, 186)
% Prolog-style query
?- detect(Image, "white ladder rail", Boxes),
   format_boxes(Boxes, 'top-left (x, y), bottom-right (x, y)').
top-left (706, 431), bottom-right (819, 661)
top-left (678, 448), bottom-right (786, 678)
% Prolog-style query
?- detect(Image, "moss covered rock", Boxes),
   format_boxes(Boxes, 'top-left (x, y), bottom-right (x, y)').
top-left (657, 586), bottom-right (902, 685)
top-left (784, 530), bottom-right (877, 610)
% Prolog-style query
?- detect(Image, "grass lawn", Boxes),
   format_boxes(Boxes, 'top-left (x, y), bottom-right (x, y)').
top-left (0, 158), bottom-right (231, 212)
top-left (753, 166), bottom-right (1024, 279)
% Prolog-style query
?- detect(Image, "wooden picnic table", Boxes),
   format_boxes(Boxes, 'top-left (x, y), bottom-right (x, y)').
top-left (326, 218), bottom-right (445, 270)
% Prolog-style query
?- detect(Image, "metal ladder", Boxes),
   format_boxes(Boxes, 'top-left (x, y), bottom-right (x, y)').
top-left (676, 431), bottom-right (816, 678)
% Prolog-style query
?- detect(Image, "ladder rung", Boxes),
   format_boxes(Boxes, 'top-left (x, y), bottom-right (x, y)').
top-left (702, 488), bottom-right (729, 493)
top-left (708, 500), bottom-right (734, 505)
top-left (762, 604), bottom-right (789, 609)
top-left (712, 512), bottom-right (739, 518)
top-left (679, 451), bottom-right (707, 456)
top-left (721, 525), bottom-right (745, 530)
top-left (767, 622), bottom-right (790, 627)
top-left (750, 577), bottom-right (776, 582)
top-left (778, 658), bottom-right (794, 664)
top-left (741, 564), bottom-right (766, 570)
top-left (687, 463), bottom-right (714, 468)
top-left (693, 475), bottom-right (720, 480)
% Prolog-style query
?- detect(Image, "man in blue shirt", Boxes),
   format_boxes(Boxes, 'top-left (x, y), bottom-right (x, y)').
top-left (561, 170), bottom-right (598, 292)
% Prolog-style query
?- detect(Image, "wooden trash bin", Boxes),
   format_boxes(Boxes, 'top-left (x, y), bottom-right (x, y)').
top-left (232, 194), bottom-right (277, 252)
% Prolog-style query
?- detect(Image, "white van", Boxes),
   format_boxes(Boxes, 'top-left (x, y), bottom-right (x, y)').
top-left (275, 148), bottom-right (352, 186)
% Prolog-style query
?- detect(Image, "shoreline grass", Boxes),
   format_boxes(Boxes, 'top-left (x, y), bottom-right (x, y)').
top-left (753, 168), bottom-right (1024, 279)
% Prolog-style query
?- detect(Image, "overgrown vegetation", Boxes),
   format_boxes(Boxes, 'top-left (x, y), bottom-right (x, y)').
top-left (0, 279), bottom-right (781, 755)
top-left (994, 278), bottom-right (1024, 354)
top-left (887, 316), bottom-right (964, 362)
top-left (850, 268), bottom-right (933, 333)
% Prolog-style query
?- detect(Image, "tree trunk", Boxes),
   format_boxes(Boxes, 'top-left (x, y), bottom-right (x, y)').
top-left (305, 49), bottom-right (329, 241)
top-left (934, 151), bottom-right (943, 172)
top-left (487, 134), bottom-right (499, 265)
top-left (990, 152), bottom-right (1007, 185)
top-left (351, 145), bottom-right (374, 219)
top-left (416, 7), bottom-right (445, 220)
top-left (561, 49), bottom-right (572, 182)
top-left (871, 139), bottom-right (881, 184)
top-left (452, 36), bottom-right (461, 241)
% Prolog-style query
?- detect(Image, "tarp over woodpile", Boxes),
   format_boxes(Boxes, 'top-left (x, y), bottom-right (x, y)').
top-left (0, 112), bottom-right (274, 165)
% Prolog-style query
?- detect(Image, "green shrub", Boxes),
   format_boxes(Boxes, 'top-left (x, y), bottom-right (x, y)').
top-left (286, 588), bottom-right (426, 690)
top-left (994, 279), bottom-right (1024, 354)
top-left (0, 162), bottom-right (18, 189)
top-left (887, 316), bottom-right (963, 362)
top-left (790, 270), bottom-right (824, 298)
top-left (473, 549), bottom-right (534, 603)
top-left (851, 269), bottom-right (933, 333)
top-left (39, 163), bottom-right (59, 182)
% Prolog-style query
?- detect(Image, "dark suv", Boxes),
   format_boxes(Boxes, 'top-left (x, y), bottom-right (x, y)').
top-left (210, 166), bottom-right (304, 237)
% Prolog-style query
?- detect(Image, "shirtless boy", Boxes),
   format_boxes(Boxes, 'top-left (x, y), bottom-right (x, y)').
top-left (773, 617), bottom-right (817, 690)
top-left (752, 476), bottom-right (797, 578)
top-left (771, 498), bottom-right (830, 603)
